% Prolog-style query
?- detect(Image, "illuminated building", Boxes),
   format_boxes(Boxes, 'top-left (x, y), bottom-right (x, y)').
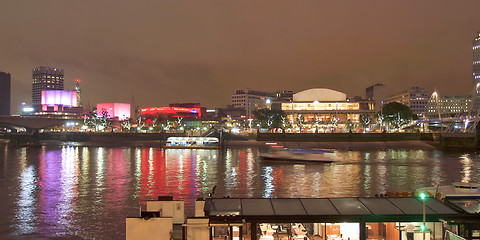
top-left (232, 89), bottom-right (281, 118)
top-left (365, 83), bottom-right (387, 112)
top-left (280, 88), bottom-right (374, 132)
top-left (41, 90), bottom-right (77, 108)
top-left (472, 32), bottom-right (480, 112)
top-left (74, 79), bottom-right (82, 107)
top-left (0, 71), bottom-right (11, 116)
top-left (384, 87), bottom-right (429, 118)
top-left (32, 66), bottom-right (64, 105)
top-left (141, 103), bottom-right (202, 119)
top-left (97, 103), bottom-right (131, 120)
top-left (427, 95), bottom-right (471, 118)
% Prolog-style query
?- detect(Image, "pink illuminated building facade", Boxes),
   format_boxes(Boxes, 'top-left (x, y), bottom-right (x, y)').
top-left (97, 103), bottom-right (131, 120)
top-left (41, 90), bottom-right (78, 112)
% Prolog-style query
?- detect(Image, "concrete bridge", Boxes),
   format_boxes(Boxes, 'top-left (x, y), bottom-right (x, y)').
top-left (0, 116), bottom-right (79, 131)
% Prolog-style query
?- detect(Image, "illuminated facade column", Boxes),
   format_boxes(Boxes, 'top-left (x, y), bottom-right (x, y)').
top-left (472, 32), bottom-right (480, 114)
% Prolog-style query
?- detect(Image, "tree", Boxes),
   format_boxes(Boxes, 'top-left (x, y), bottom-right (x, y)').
top-left (377, 102), bottom-right (414, 129)
top-left (252, 109), bottom-right (287, 130)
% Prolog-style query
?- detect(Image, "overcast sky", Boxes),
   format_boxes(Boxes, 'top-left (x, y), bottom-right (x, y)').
top-left (1, 0), bottom-right (480, 112)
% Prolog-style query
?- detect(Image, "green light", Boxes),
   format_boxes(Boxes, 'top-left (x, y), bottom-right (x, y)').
top-left (420, 224), bottom-right (426, 232)
top-left (420, 192), bottom-right (426, 200)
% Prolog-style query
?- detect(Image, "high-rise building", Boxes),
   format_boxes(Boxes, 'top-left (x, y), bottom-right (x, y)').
top-left (0, 71), bottom-right (11, 116)
top-left (365, 83), bottom-right (387, 112)
top-left (472, 32), bottom-right (480, 113)
top-left (32, 66), bottom-right (64, 105)
top-left (384, 87), bottom-right (429, 118)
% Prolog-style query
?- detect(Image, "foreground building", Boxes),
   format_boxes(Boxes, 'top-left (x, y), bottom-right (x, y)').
top-left (384, 87), bottom-right (429, 118)
top-left (0, 71), bottom-right (11, 116)
top-left (279, 88), bottom-right (374, 132)
top-left (127, 196), bottom-right (480, 240)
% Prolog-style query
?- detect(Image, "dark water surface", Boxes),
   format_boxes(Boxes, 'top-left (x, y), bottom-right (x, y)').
top-left (1, 144), bottom-right (479, 239)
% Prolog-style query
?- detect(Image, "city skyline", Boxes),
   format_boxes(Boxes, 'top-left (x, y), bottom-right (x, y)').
top-left (1, 1), bottom-right (480, 112)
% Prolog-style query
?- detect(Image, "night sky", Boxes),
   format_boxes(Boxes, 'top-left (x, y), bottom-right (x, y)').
top-left (1, 1), bottom-right (480, 113)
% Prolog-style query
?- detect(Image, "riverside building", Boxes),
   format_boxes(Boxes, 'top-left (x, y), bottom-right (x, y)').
top-left (365, 83), bottom-right (387, 112)
top-left (384, 87), bottom-right (429, 119)
top-left (232, 89), bottom-right (277, 118)
top-left (472, 32), bottom-right (480, 113)
top-left (0, 71), bottom-right (11, 116)
top-left (32, 66), bottom-right (64, 105)
top-left (279, 88), bottom-right (374, 133)
top-left (426, 95), bottom-right (471, 119)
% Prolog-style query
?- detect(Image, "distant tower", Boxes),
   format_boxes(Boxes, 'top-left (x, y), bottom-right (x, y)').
top-left (0, 71), bottom-right (11, 116)
top-left (32, 66), bottom-right (64, 105)
top-left (472, 32), bottom-right (480, 114)
top-left (74, 79), bottom-right (82, 107)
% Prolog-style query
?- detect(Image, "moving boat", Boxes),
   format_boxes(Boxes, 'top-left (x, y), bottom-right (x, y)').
top-left (260, 147), bottom-right (338, 163)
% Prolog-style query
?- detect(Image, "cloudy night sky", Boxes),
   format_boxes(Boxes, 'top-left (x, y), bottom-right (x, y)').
top-left (1, 0), bottom-right (480, 112)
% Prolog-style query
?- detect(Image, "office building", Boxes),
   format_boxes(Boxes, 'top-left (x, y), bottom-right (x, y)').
top-left (232, 89), bottom-right (277, 118)
top-left (427, 95), bottom-right (471, 119)
top-left (472, 32), bottom-right (480, 113)
top-left (365, 83), bottom-right (387, 112)
top-left (0, 71), bottom-right (11, 116)
top-left (384, 87), bottom-right (429, 118)
top-left (32, 66), bottom-right (64, 105)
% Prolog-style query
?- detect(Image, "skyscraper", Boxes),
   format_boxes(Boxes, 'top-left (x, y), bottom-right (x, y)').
top-left (0, 71), bottom-right (11, 116)
top-left (471, 32), bottom-right (480, 113)
top-left (32, 66), bottom-right (64, 105)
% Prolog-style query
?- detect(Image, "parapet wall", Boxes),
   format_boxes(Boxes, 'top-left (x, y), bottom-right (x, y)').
top-left (257, 133), bottom-right (433, 142)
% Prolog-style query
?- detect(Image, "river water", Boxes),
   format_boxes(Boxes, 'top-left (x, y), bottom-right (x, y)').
top-left (0, 143), bottom-right (479, 239)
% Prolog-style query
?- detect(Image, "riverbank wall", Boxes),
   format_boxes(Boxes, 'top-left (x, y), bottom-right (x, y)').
top-left (256, 132), bottom-right (433, 142)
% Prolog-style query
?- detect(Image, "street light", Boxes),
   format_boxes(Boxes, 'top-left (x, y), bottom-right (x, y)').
top-left (419, 192), bottom-right (427, 240)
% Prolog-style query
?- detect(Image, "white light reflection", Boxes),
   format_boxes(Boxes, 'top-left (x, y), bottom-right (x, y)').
top-left (246, 148), bottom-right (255, 198)
top-left (96, 147), bottom-right (105, 188)
top-left (59, 146), bottom-right (79, 231)
top-left (262, 166), bottom-right (274, 198)
top-left (460, 154), bottom-right (473, 183)
top-left (16, 165), bottom-right (38, 234)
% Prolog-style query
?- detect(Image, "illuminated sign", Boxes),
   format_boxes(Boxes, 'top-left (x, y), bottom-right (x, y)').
top-left (97, 103), bottom-right (131, 120)
top-left (141, 106), bottom-right (201, 117)
top-left (41, 90), bottom-right (77, 107)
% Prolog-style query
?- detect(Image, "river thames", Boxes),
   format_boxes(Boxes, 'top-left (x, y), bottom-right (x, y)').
top-left (0, 143), bottom-right (479, 239)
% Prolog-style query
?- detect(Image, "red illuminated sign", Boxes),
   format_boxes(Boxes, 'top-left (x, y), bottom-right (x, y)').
top-left (141, 106), bottom-right (201, 118)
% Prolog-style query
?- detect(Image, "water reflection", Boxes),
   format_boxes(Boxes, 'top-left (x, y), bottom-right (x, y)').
top-left (2, 146), bottom-right (480, 239)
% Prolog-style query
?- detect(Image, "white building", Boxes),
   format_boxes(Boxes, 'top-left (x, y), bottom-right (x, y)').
top-left (231, 89), bottom-right (277, 118)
